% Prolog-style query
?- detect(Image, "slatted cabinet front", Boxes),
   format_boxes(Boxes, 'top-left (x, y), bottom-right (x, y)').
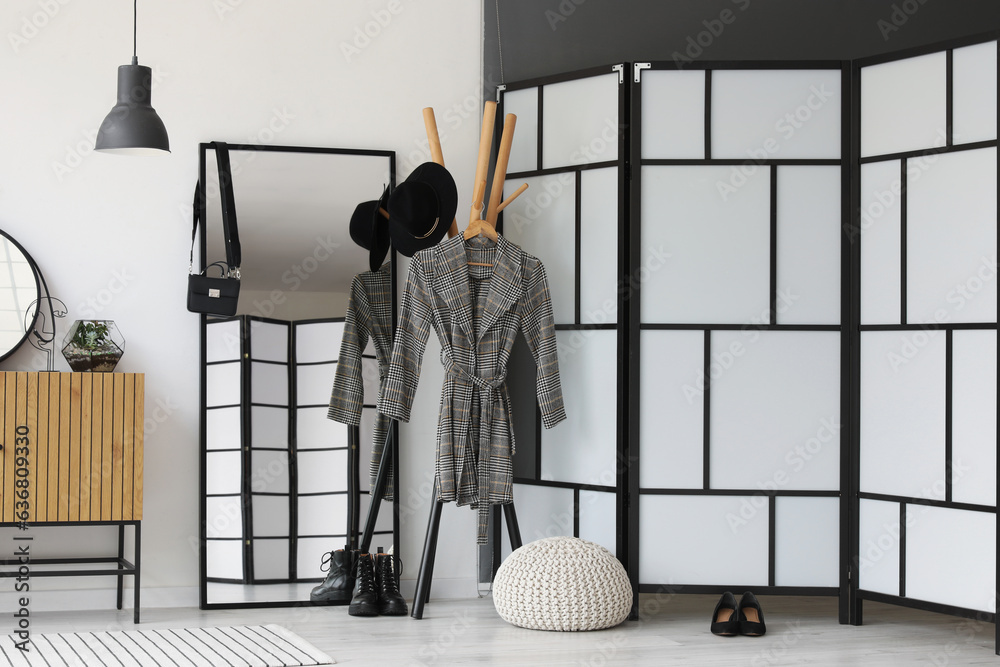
top-left (0, 372), bottom-right (144, 523)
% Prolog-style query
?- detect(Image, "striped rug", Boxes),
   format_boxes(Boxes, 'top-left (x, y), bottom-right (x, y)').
top-left (0, 624), bottom-right (334, 666)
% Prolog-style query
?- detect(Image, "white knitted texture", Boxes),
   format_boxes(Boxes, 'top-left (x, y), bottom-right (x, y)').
top-left (492, 536), bottom-right (632, 632)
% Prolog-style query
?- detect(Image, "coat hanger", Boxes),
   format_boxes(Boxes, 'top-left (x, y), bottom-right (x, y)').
top-left (465, 180), bottom-right (496, 266)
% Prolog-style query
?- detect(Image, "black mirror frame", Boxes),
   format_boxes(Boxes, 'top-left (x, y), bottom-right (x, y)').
top-left (0, 228), bottom-right (43, 365)
top-left (196, 142), bottom-right (399, 611)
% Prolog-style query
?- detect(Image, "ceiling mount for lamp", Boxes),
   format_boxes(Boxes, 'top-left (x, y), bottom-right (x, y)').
top-left (95, 0), bottom-right (169, 155)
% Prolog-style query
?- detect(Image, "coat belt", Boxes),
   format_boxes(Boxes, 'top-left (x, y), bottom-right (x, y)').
top-left (441, 350), bottom-right (513, 544)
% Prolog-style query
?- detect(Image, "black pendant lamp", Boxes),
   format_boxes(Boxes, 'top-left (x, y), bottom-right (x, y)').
top-left (95, 0), bottom-right (169, 155)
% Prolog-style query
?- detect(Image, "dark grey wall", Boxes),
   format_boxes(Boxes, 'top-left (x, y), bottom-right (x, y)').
top-left (484, 0), bottom-right (999, 88)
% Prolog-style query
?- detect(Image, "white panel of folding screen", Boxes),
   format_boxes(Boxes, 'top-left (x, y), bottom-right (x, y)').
top-left (507, 173), bottom-right (576, 325)
top-left (501, 68), bottom-right (622, 554)
top-left (639, 330), bottom-right (703, 490)
top-left (295, 320), bottom-right (351, 564)
top-left (857, 498), bottom-right (900, 596)
top-left (578, 491), bottom-right (617, 553)
top-left (952, 42), bottom-right (998, 144)
top-left (579, 168), bottom-right (620, 324)
top-left (710, 331), bottom-right (841, 491)
top-left (502, 87), bottom-right (538, 174)
top-left (640, 495), bottom-right (769, 586)
top-left (906, 506), bottom-right (996, 612)
top-left (951, 329), bottom-right (997, 507)
top-left (640, 165), bottom-right (770, 324)
top-left (637, 64), bottom-right (843, 593)
top-left (859, 160), bottom-right (903, 325)
top-left (207, 539), bottom-right (243, 580)
top-left (857, 39), bottom-right (998, 619)
top-left (252, 406), bottom-right (288, 449)
top-left (776, 166), bottom-right (841, 324)
top-left (250, 320), bottom-right (291, 580)
top-left (541, 331), bottom-right (617, 485)
top-left (906, 147), bottom-right (997, 324)
top-left (860, 331), bottom-right (946, 499)
top-left (861, 53), bottom-right (947, 158)
top-left (205, 320), bottom-right (245, 580)
top-left (775, 497), bottom-right (840, 587)
top-left (541, 74), bottom-right (619, 168)
top-left (712, 69), bottom-right (841, 159)
top-left (641, 70), bottom-right (705, 159)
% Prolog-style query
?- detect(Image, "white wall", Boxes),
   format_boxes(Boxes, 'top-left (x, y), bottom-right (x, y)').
top-left (0, 0), bottom-right (484, 608)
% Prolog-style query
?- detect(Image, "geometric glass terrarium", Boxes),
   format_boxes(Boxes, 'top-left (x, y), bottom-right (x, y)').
top-left (61, 319), bottom-right (125, 372)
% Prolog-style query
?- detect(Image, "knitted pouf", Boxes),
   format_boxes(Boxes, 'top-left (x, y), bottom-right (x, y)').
top-left (492, 536), bottom-right (632, 631)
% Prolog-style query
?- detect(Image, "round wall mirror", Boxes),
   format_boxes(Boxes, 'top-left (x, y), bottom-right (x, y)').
top-left (0, 229), bottom-right (41, 363)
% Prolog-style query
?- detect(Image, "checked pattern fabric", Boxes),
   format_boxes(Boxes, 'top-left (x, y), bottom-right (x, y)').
top-left (328, 264), bottom-right (395, 499)
top-left (379, 234), bottom-right (566, 543)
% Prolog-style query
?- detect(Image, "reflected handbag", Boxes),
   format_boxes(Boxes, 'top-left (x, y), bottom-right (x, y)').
top-left (187, 141), bottom-right (242, 316)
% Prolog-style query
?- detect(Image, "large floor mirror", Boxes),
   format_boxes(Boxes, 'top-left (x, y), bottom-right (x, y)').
top-left (197, 143), bottom-right (398, 608)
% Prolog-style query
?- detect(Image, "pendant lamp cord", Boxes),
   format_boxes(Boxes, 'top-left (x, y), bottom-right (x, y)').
top-left (133, 0), bottom-right (138, 62)
top-left (495, 0), bottom-right (504, 84)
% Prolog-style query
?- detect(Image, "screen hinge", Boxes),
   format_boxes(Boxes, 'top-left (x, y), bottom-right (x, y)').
top-left (611, 64), bottom-right (625, 84)
top-left (496, 84), bottom-right (506, 102)
top-left (634, 62), bottom-right (651, 83)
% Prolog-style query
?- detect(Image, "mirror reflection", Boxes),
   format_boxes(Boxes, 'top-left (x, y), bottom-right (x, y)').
top-left (199, 145), bottom-right (397, 608)
top-left (0, 230), bottom-right (41, 361)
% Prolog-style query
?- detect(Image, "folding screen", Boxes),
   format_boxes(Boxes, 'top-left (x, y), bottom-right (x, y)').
top-left (853, 37), bottom-right (997, 634)
top-left (493, 37), bottom-right (996, 648)
top-left (498, 65), bottom-right (627, 560)
top-left (630, 61), bottom-right (849, 609)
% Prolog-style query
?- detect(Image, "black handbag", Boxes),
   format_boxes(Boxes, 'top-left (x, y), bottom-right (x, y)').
top-left (187, 141), bottom-right (242, 316)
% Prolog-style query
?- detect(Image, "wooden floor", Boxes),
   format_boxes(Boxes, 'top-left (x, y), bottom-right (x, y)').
top-left (17, 594), bottom-right (999, 665)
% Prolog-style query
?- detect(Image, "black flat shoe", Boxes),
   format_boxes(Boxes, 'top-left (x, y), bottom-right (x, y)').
top-left (710, 591), bottom-right (740, 636)
top-left (738, 591), bottom-right (766, 636)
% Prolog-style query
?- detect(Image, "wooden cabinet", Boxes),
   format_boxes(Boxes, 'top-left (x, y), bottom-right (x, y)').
top-left (1, 372), bottom-right (144, 522)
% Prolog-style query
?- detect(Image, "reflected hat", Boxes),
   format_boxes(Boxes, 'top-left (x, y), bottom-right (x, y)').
top-left (349, 184), bottom-right (391, 272)
top-left (388, 162), bottom-right (457, 257)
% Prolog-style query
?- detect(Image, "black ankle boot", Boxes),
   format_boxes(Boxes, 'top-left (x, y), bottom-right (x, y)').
top-left (375, 552), bottom-right (408, 616)
top-left (348, 553), bottom-right (379, 617)
top-left (310, 547), bottom-right (358, 604)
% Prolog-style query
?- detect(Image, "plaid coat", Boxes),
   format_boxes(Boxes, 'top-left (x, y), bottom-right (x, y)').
top-left (379, 234), bottom-right (566, 543)
top-left (327, 264), bottom-right (395, 499)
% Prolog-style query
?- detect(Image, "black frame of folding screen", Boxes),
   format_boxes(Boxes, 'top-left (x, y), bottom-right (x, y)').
top-left (848, 32), bottom-right (999, 645)
top-left (496, 64), bottom-right (631, 587)
top-left (197, 143), bottom-right (398, 610)
top-left (628, 60), bottom-right (851, 617)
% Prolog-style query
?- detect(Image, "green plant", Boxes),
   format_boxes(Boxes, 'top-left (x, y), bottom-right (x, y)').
top-left (70, 321), bottom-right (111, 350)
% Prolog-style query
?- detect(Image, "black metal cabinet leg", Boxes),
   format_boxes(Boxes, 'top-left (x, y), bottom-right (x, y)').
top-left (117, 524), bottom-right (125, 610)
top-left (411, 499), bottom-right (443, 620)
top-left (134, 523), bottom-right (141, 624)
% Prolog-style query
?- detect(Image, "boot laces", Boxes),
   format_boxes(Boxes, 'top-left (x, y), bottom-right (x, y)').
top-left (357, 555), bottom-right (377, 593)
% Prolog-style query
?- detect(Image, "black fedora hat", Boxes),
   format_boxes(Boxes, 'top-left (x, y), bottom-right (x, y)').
top-left (388, 162), bottom-right (457, 257)
top-left (349, 185), bottom-right (391, 272)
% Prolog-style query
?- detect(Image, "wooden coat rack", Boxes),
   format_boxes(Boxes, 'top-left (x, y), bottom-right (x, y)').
top-left (358, 102), bottom-right (531, 619)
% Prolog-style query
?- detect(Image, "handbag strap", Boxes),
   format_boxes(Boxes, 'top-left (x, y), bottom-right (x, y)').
top-left (213, 141), bottom-right (241, 270)
top-left (189, 182), bottom-right (201, 273)
top-left (188, 141), bottom-right (242, 275)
